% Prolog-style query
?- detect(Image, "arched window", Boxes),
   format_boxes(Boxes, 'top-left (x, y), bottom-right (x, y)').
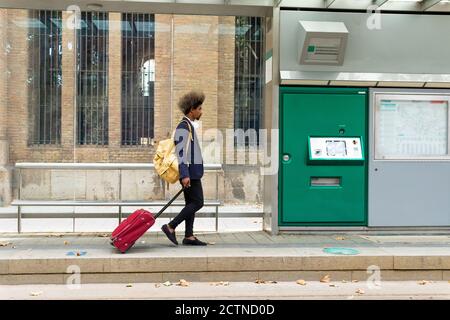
top-left (140, 58), bottom-right (155, 97)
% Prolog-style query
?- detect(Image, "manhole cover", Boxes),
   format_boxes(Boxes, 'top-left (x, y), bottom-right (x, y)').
top-left (323, 247), bottom-right (360, 255)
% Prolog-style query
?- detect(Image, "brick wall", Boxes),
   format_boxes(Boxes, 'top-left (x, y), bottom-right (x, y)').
top-left (2, 10), bottom-right (264, 206)
top-left (6, 12), bottom-right (237, 164)
top-left (0, 9), bottom-right (7, 140)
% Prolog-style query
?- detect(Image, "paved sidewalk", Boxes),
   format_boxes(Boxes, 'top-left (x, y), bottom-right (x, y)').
top-left (0, 231), bottom-right (449, 284)
top-left (1, 281), bottom-right (449, 300)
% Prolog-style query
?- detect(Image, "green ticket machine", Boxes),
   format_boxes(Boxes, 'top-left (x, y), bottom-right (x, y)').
top-left (279, 87), bottom-right (368, 226)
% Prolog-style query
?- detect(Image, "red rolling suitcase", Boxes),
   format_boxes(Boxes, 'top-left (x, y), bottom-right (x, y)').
top-left (110, 187), bottom-right (185, 253)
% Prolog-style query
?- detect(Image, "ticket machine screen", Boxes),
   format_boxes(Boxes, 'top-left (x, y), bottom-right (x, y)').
top-left (309, 137), bottom-right (364, 161)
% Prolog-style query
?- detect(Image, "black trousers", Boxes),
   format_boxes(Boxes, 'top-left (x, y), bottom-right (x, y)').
top-left (168, 179), bottom-right (204, 238)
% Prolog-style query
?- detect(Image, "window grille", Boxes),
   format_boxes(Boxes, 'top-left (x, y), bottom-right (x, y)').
top-left (121, 13), bottom-right (155, 146)
top-left (29, 10), bottom-right (62, 145)
top-left (234, 16), bottom-right (264, 147)
top-left (76, 12), bottom-right (109, 145)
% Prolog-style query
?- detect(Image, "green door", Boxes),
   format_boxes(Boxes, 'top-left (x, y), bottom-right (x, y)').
top-left (279, 87), bottom-right (368, 226)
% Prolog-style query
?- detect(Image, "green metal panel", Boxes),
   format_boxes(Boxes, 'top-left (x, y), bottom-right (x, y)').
top-left (279, 87), bottom-right (368, 226)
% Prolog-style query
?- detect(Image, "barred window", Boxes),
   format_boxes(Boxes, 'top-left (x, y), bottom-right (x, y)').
top-left (76, 12), bottom-right (109, 145)
top-left (29, 10), bottom-right (62, 145)
top-left (121, 13), bottom-right (155, 146)
top-left (234, 16), bottom-right (264, 146)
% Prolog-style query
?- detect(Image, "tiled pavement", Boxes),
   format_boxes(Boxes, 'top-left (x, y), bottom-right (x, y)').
top-left (0, 231), bottom-right (449, 284)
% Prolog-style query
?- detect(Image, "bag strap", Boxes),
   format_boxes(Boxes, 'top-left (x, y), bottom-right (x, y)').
top-left (169, 119), bottom-right (193, 158)
top-left (171, 119), bottom-right (193, 141)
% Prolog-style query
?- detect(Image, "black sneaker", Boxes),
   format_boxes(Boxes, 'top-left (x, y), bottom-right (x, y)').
top-left (161, 224), bottom-right (178, 245)
top-left (182, 237), bottom-right (207, 246)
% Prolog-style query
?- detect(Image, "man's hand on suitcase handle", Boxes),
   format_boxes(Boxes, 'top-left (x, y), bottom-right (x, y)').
top-left (182, 177), bottom-right (191, 188)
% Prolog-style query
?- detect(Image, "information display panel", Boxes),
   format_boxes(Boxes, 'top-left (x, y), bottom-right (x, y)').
top-left (374, 94), bottom-right (450, 160)
top-left (309, 136), bottom-right (364, 161)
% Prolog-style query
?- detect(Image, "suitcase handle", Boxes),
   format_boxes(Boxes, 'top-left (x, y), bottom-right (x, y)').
top-left (154, 186), bottom-right (186, 219)
top-left (111, 186), bottom-right (186, 243)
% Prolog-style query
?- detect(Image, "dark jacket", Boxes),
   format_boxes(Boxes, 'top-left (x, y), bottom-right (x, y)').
top-left (174, 116), bottom-right (204, 180)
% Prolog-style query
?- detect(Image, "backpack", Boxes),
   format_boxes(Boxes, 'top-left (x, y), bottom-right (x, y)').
top-left (153, 120), bottom-right (192, 184)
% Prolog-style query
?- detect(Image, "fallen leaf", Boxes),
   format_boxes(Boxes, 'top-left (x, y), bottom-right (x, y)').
top-left (47, 234), bottom-right (63, 238)
top-left (126, 284), bottom-right (133, 288)
top-left (0, 242), bottom-right (12, 247)
top-left (352, 280), bottom-right (359, 283)
top-left (253, 221), bottom-right (258, 223)
top-left (418, 280), bottom-right (429, 285)
top-left (254, 279), bottom-right (276, 284)
top-left (76, 252), bottom-right (81, 256)
top-left (97, 234), bottom-right (109, 238)
top-left (296, 279), bottom-right (307, 286)
top-left (329, 284), bottom-right (338, 287)
top-left (30, 291), bottom-right (43, 297)
top-left (320, 275), bottom-right (331, 283)
top-left (208, 242), bottom-right (216, 245)
top-left (177, 279), bottom-right (190, 287)
top-left (163, 281), bottom-right (172, 287)
top-left (64, 241), bottom-right (69, 245)
top-left (356, 288), bottom-right (365, 295)
top-left (335, 237), bottom-right (346, 241)
top-left (210, 281), bottom-right (229, 286)
top-left (154, 283), bottom-right (161, 288)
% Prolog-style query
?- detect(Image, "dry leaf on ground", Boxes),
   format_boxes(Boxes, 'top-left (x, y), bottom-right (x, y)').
top-left (30, 291), bottom-right (43, 297)
top-left (126, 284), bottom-right (133, 288)
top-left (163, 281), bottom-right (172, 287)
top-left (208, 242), bottom-right (216, 245)
top-left (355, 289), bottom-right (365, 295)
top-left (0, 242), bottom-right (12, 247)
top-left (210, 281), bottom-right (229, 286)
top-left (47, 234), bottom-right (63, 238)
top-left (255, 279), bottom-right (266, 284)
top-left (154, 283), bottom-right (161, 288)
top-left (64, 241), bottom-right (69, 245)
top-left (352, 280), bottom-right (359, 283)
top-left (320, 275), bottom-right (331, 283)
top-left (335, 237), bottom-right (346, 241)
top-left (296, 279), bottom-right (307, 286)
top-left (177, 279), bottom-right (190, 287)
top-left (97, 234), bottom-right (109, 238)
top-left (329, 284), bottom-right (338, 287)
top-left (418, 280), bottom-right (429, 285)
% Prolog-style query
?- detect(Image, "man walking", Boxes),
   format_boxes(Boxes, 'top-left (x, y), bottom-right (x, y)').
top-left (161, 91), bottom-right (207, 246)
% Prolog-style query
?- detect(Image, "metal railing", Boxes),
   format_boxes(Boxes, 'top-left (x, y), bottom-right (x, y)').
top-left (11, 163), bottom-right (231, 233)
